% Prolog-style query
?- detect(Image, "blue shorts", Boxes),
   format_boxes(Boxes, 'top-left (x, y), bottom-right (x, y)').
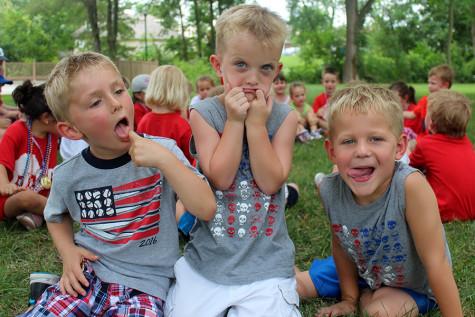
top-left (309, 256), bottom-right (437, 314)
top-left (177, 210), bottom-right (196, 236)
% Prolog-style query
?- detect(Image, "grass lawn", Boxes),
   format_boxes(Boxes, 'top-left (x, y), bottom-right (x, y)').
top-left (1, 85), bottom-right (475, 316)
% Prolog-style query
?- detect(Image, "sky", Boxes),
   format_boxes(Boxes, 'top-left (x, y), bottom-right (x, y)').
top-left (252, 0), bottom-right (290, 20)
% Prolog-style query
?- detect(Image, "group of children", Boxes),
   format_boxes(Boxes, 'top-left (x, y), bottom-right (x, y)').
top-left (0, 3), bottom-right (472, 317)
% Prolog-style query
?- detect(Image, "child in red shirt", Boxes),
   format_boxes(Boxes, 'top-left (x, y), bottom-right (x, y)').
top-left (403, 64), bottom-right (454, 134)
top-left (131, 74), bottom-right (151, 130)
top-left (389, 81), bottom-right (419, 137)
top-left (312, 66), bottom-right (339, 132)
top-left (0, 80), bottom-right (59, 229)
top-left (409, 90), bottom-right (475, 222)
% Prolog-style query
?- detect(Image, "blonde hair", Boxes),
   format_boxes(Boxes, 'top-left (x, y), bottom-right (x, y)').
top-left (289, 81), bottom-right (306, 97)
top-left (215, 4), bottom-right (288, 54)
top-left (428, 64), bottom-right (454, 88)
top-left (428, 90), bottom-right (471, 137)
top-left (327, 84), bottom-right (403, 138)
top-left (145, 65), bottom-right (190, 112)
top-left (45, 52), bottom-right (119, 122)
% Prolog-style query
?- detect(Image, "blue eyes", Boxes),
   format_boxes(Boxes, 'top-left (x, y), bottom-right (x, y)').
top-left (233, 61), bottom-right (275, 74)
top-left (341, 137), bottom-right (384, 145)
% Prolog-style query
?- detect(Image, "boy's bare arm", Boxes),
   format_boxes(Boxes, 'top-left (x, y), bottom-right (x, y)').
top-left (405, 173), bottom-right (463, 317)
top-left (246, 93), bottom-right (297, 194)
top-left (47, 216), bottom-right (98, 297)
top-left (316, 234), bottom-right (359, 317)
top-left (403, 110), bottom-right (416, 119)
top-left (0, 164), bottom-right (23, 195)
top-left (128, 131), bottom-right (216, 221)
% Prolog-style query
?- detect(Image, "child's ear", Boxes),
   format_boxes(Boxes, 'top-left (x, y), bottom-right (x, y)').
top-left (273, 63), bottom-right (283, 81)
top-left (56, 121), bottom-right (84, 140)
top-left (324, 139), bottom-right (338, 164)
top-left (209, 55), bottom-right (222, 77)
top-left (395, 133), bottom-right (408, 160)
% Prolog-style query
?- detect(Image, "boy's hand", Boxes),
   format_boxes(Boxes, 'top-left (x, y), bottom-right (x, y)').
top-left (0, 183), bottom-right (24, 196)
top-left (128, 131), bottom-right (169, 168)
top-left (246, 90), bottom-right (272, 127)
top-left (315, 300), bottom-right (356, 317)
top-left (60, 246), bottom-right (98, 297)
top-left (224, 84), bottom-right (250, 122)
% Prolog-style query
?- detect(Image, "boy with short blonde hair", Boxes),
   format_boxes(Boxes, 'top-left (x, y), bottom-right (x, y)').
top-left (410, 90), bottom-right (475, 222)
top-left (165, 4), bottom-right (301, 317)
top-left (21, 52), bottom-right (215, 316)
top-left (312, 66), bottom-right (339, 131)
top-left (297, 85), bottom-right (462, 317)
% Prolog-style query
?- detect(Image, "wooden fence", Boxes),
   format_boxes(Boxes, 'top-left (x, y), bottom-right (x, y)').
top-left (4, 60), bottom-right (158, 82)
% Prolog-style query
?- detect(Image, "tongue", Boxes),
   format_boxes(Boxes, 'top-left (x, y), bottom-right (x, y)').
top-left (348, 168), bottom-right (373, 182)
top-left (114, 122), bottom-right (130, 140)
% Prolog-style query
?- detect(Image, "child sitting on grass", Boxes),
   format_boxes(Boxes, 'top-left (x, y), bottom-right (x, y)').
top-left (272, 72), bottom-right (290, 105)
top-left (290, 81), bottom-right (322, 143)
top-left (0, 80), bottom-right (59, 230)
top-left (312, 66), bottom-right (339, 132)
top-left (409, 90), bottom-right (475, 222)
top-left (20, 52), bottom-right (215, 317)
top-left (296, 84), bottom-right (462, 317)
top-left (190, 75), bottom-right (215, 106)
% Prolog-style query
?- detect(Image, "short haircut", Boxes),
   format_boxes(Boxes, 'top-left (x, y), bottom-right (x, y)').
top-left (327, 84), bottom-right (403, 138)
top-left (322, 66), bottom-right (339, 77)
top-left (273, 72), bottom-right (286, 83)
top-left (428, 64), bottom-right (454, 88)
top-left (45, 52), bottom-right (119, 122)
top-left (195, 75), bottom-right (215, 89)
top-left (12, 80), bottom-right (50, 120)
top-left (428, 90), bottom-right (471, 137)
top-left (215, 4), bottom-right (288, 54)
top-left (389, 81), bottom-right (417, 104)
top-left (145, 65), bottom-right (189, 111)
top-left (289, 81), bottom-right (305, 97)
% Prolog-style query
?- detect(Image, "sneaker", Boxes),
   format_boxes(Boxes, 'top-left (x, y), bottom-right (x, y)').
top-left (16, 213), bottom-right (44, 231)
top-left (28, 272), bottom-right (60, 305)
top-left (296, 129), bottom-right (312, 143)
top-left (285, 183), bottom-right (300, 209)
top-left (314, 172), bottom-right (326, 188)
top-left (309, 130), bottom-right (323, 140)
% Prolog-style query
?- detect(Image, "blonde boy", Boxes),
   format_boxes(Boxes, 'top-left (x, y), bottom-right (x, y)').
top-left (403, 64), bottom-right (454, 133)
top-left (21, 52), bottom-right (215, 316)
top-left (312, 66), bottom-right (339, 131)
top-left (298, 85), bottom-right (462, 317)
top-left (165, 5), bottom-right (301, 317)
top-left (410, 90), bottom-right (475, 222)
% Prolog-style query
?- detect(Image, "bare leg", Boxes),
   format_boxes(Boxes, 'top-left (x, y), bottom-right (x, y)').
top-left (294, 267), bottom-right (318, 299)
top-left (360, 287), bottom-right (418, 317)
top-left (4, 190), bottom-right (47, 218)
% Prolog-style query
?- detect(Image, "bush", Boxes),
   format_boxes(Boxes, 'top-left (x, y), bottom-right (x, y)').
top-left (172, 59), bottom-right (218, 90)
top-left (285, 61), bottom-right (322, 84)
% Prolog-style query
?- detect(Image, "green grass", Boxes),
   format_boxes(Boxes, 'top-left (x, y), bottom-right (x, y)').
top-left (1, 86), bottom-right (475, 316)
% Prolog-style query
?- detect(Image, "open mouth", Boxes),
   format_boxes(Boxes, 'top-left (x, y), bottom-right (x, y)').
top-left (114, 117), bottom-right (130, 141)
top-left (348, 167), bottom-right (375, 182)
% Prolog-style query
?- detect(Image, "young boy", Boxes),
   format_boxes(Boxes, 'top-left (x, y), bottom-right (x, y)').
top-left (290, 81), bottom-right (322, 142)
top-left (190, 75), bottom-right (215, 106)
top-left (272, 72), bottom-right (290, 105)
top-left (297, 85), bottom-right (462, 317)
top-left (131, 73), bottom-right (151, 129)
top-left (20, 52), bottom-right (216, 316)
top-left (312, 66), bottom-right (339, 131)
top-left (165, 5), bottom-right (301, 317)
top-left (403, 64), bottom-right (454, 134)
top-left (409, 90), bottom-right (475, 222)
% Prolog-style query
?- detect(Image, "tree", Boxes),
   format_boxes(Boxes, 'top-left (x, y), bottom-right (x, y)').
top-left (82, 0), bottom-right (102, 52)
top-left (343, 0), bottom-right (375, 82)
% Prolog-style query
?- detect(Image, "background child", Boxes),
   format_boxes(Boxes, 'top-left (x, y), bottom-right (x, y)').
top-left (312, 66), bottom-right (339, 132)
top-left (0, 80), bottom-right (59, 230)
top-left (290, 81), bottom-right (322, 142)
top-left (0, 75), bottom-right (19, 139)
top-left (131, 73), bottom-right (151, 129)
top-left (409, 90), bottom-right (475, 222)
top-left (272, 72), bottom-right (290, 105)
top-left (389, 81), bottom-right (418, 140)
top-left (297, 85), bottom-right (462, 317)
top-left (21, 52), bottom-right (215, 316)
top-left (190, 75), bottom-right (215, 106)
top-left (137, 65), bottom-right (194, 164)
top-left (403, 64), bottom-right (454, 134)
top-left (165, 5), bottom-right (301, 317)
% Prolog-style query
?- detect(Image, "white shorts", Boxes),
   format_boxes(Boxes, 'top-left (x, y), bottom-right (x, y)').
top-left (165, 257), bottom-right (301, 317)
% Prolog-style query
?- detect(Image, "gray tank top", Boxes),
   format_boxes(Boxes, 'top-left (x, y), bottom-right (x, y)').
top-left (184, 96), bottom-right (295, 285)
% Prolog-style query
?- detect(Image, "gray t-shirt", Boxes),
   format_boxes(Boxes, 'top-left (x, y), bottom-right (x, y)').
top-left (45, 136), bottom-right (200, 300)
top-left (320, 162), bottom-right (450, 300)
top-left (184, 96), bottom-right (295, 285)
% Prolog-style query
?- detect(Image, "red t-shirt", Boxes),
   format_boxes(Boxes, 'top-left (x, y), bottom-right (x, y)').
top-left (312, 93), bottom-right (328, 114)
top-left (0, 120), bottom-right (59, 219)
top-left (403, 103), bottom-right (420, 134)
top-left (409, 133), bottom-right (475, 222)
top-left (137, 112), bottom-right (194, 164)
top-left (133, 102), bottom-right (151, 131)
top-left (409, 96), bottom-right (427, 134)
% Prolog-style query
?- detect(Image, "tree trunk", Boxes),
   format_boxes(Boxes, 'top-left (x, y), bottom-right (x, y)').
top-left (343, 0), bottom-right (357, 82)
top-left (192, 0), bottom-right (203, 58)
top-left (446, 0), bottom-right (454, 65)
top-left (107, 0), bottom-right (119, 60)
top-left (82, 0), bottom-right (101, 52)
top-left (208, 0), bottom-right (216, 53)
top-left (178, 1), bottom-right (188, 60)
